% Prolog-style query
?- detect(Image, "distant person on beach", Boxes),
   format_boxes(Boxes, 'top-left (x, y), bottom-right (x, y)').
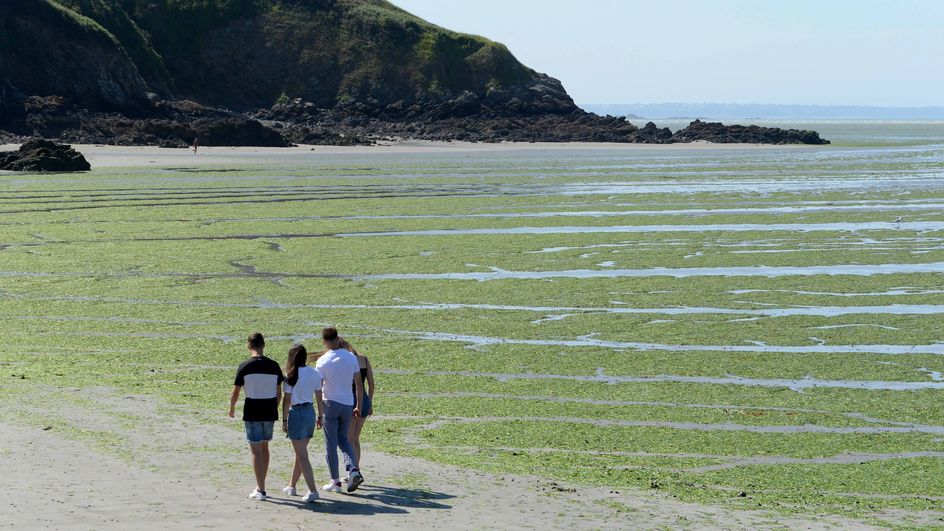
top-left (315, 326), bottom-right (365, 493)
top-left (229, 332), bottom-right (283, 501)
top-left (192, 137), bottom-right (199, 153)
top-left (280, 343), bottom-right (322, 503)
top-left (339, 338), bottom-right (374, 480)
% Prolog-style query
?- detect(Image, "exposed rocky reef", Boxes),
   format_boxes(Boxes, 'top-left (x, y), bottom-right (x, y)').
top-left (2, 97), bottom-right (292, 147)
top-left (670, 119), bottom-right (828, 145)
top-left (0, 96), bottom-right (828, 147)
top-left (256, 101), bottom-right (828, 145)
top-left (0, 139), bottom-right (91, 172)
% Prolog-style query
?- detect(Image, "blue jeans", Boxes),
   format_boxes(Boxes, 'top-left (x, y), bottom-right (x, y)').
top-left (322, 400), bottom-right (358, 480)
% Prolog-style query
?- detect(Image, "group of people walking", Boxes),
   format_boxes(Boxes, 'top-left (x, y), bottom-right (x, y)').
top-left (228, 327), bottom-right (375, 502)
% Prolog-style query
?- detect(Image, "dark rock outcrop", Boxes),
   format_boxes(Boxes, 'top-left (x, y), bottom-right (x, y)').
top-left (634, 122), bottom-right (674, 143)
top-left (0, 139), bottom-right (91, 172)
top-left (670, 119), bottom-right (830, 145)
top-left (254, 105), bottom-right (830, 145)
top-left (2, 97), bottom-right (290, 147)
top-left (191, 117), bottom-right (289, 147)
top-left (255, 93), bottom-right (642, 143)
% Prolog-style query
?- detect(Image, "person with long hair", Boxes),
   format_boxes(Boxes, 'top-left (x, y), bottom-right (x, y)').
top-left (280, 343), bottom-right (322, 503)
top-left (339, 338), bottom-right (374, 481)
top-left (315, 327), bottom-right (365, 493)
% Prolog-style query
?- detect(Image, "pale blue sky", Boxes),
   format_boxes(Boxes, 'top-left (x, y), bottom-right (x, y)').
top-left (391, 0), bottom-right (944, 106)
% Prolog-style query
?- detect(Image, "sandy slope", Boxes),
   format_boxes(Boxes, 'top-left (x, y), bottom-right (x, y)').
top-left (0, 386), bottom-right (872, 530)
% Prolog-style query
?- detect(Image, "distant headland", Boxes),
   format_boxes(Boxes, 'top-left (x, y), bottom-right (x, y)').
top-left (0, 0), bottom-right (827, 146)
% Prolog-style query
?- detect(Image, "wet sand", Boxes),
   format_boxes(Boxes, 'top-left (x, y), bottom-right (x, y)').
top-left (1, 140), bottom-right (806, 170)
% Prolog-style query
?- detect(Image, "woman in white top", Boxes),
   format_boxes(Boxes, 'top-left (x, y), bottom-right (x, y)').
top-left (280, 344), bottom-right (323, 503)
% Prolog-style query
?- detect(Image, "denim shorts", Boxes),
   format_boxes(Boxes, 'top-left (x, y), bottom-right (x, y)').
top-left (287, 403), bottom-right (315, 440)
top-left (244, 421), bottom-right (274, 443)
top-left (360, 394), bottom-right (373, 418)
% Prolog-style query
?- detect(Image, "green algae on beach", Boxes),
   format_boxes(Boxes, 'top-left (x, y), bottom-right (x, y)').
top-left (3, 135), bottom-right (944, 523)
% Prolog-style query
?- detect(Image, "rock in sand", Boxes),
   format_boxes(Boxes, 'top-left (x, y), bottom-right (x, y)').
top-left (0, 139), bottom-right (91, 172)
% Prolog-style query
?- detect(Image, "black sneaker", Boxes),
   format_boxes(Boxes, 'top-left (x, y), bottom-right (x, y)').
top-left (347, 470), bottom-right (364, 492)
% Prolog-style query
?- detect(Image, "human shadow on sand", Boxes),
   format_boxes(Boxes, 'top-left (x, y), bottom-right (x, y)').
top-left (265, 496), bottom-right (408, 515)
top-left (264, 485), bottom-right (453, 515)
top-left (353, 484), bottom-right (454, 509)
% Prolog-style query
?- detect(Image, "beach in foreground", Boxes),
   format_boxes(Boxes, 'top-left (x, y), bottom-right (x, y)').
top-left (2, 391), bottom-right (856, 530)
top-left (3, 130), bottom-right (944, 528)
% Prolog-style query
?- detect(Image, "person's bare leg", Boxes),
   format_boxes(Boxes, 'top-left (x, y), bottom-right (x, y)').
top-left (291, 438), bottom-right (316, 492)
top-left (261, 442), bottom-right (270, 490)
top-left (250, 442), bottom-right (268, 492)
top-left (347, 418), bottom-right (357, 465)
top-left (349, 417), bottom-right (366, 465)
top-left (290, 456), bottom-right (302, 488)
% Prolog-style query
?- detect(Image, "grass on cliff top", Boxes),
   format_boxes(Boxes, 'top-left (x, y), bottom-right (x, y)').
top-left (44, 0), bottom-right (122, 44)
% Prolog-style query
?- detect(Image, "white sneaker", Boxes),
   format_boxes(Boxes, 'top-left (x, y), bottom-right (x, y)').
top-left (322, 480), bottom-right (342, 493)
top-left (347, 470), bottom-right (364, 493)
top-left (342, 475), bottom-right (350, 484)
top-left (282, 485), bottom-right (297, 496)
top-left (248, 488), bottom-right (267, 500)
top-left (302, 490), bottom-right (320, 503)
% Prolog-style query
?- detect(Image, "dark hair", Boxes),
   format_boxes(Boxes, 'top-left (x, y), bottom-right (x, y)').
top-left (339, 337), bottom-right (357, 355)
top-left (285, 344), bottom-right (307, 386)
top-left (321, 326), bottom-right (339, 342)
top-left (248, 332), bottom-right (265, 350)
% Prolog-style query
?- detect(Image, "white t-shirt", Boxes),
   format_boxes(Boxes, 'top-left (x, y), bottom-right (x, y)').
top-left (315, 349), bottom-right (360, 406)
top-left (283, 366), bottom-right (322, 406)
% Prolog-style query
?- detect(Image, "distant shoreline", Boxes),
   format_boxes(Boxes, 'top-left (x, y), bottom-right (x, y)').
top-left (582, 103), bottom-right (944, 121)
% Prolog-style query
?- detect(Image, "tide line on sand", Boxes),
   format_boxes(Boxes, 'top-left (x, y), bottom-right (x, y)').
top-left (354, 262), bottom-right (944, 280)
top-left (377, 369), bottom-right (944, 391)
top-left (373, 414), bottom-right (944, 434)
top-left (24, 325), bottom-right (944, 357)
top-left (390, 329), bottom-right (944, 355)
top-left (14, 294), bottom-right (944, 317)
top-left (11, 261), bottom-right (944, 280)
top-left (337, 221), bottom-right (944, 238)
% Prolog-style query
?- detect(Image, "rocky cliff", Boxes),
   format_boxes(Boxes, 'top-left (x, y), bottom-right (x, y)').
top-left (0, 0), bottom-right (148, 111)
top-left (0, 0), bottom-right (828, 146)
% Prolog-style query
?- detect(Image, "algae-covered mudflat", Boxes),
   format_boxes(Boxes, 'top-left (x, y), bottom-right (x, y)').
top-left (3, 130), bottom-right (944, 526)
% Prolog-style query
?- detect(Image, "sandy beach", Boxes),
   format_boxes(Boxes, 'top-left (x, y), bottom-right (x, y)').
top-left (0, 386), bottom-right (871, 530)
top-left (0, 140), bottom-right (806, 171)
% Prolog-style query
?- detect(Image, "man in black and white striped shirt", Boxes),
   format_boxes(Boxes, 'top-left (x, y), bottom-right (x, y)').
top-left (229, 332), bottom-right (283, 501)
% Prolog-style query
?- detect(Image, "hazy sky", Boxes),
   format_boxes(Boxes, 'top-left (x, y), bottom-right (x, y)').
top-left (391, 0), bottom-right (944, 106)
